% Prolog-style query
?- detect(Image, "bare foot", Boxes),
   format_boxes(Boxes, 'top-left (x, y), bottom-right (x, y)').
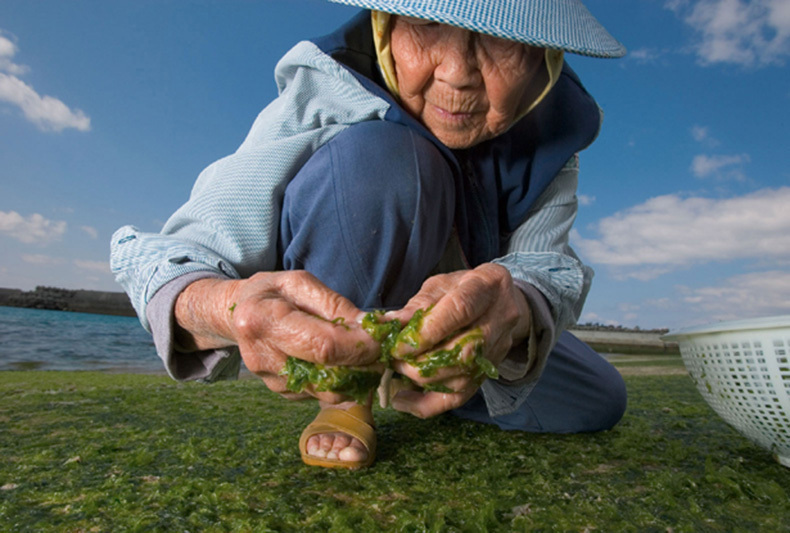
top-left (305, 400), bottom-right (371, 463)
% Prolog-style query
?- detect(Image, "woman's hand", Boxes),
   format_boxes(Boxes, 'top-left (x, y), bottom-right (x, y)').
top-left (174, 271), bottom-right (382, 403)
top-left (384, 263), bottom-right (531, 418)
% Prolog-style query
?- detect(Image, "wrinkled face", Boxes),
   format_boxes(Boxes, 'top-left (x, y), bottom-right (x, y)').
top-left (390, 16), bottom-right (545, 149)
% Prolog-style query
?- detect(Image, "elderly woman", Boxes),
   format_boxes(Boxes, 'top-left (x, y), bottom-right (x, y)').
top-left (111, 0), bottom-right (628, 469)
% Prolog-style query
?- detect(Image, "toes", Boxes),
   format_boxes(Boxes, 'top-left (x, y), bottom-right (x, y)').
top-left (331, 433), bottom-right (352, 454)
top-left (339, 440), bottom-right (367, 462)
top-left (306, 435), bottom-right (326, 458)
top-left (305, 433), bottom-right (368, 463)
top-left (326, 433), bottom-right (351, 461)
top-left (319, 433), bottom-right (335, 456)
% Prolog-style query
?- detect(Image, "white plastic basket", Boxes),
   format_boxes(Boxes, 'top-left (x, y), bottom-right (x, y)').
top-left (663, 315), bottom-right (790, 467)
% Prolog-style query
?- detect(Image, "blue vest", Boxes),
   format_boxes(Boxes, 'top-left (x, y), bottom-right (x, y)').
top-left (312, 12), bottom-right (600, 267)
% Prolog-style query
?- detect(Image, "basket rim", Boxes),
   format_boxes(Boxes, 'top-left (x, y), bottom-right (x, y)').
top-left (662, 314), bottom-right (790, 341)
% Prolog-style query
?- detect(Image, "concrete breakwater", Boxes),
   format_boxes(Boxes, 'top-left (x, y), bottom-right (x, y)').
top-left (0, 287), bottom-right (136, 317)
top-left (569, 328), bottom-right (678, 354)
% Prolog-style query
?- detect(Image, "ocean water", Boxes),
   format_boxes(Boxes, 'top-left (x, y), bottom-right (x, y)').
top-left (0, 306), bottom-right (162, 373)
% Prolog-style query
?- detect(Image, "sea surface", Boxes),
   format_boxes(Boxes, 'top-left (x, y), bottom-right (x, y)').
top-left (0, 306), bottom-right (162, 373)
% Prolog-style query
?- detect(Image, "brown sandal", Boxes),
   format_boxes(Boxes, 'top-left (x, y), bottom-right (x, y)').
top-left (298, 404), bottom-right (376, 469)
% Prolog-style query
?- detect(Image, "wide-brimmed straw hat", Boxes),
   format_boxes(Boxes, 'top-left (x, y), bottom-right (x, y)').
top-left (327, 0), bottom-right (626, 58)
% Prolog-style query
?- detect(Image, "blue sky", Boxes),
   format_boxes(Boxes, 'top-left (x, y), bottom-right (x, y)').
top-left (1, 0), bottom-right (788, 330)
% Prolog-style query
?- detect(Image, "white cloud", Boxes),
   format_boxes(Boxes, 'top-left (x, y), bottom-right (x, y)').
top-left (644, 297), bottom-right (674, 310)
top-left (80, 225), bottom-right (99, 239)
top-left (73, 259), bottom-right (109, 273)
top-left (0, 73), bottom-right (91, 132)
top-left (21, 253), bottom-right (64, 265)
top-left (0, 34), bottom-right (14, 56)
top-left (0, 33), bottom-right (28, 76)
top-left (628, 48), bottom-right (664, 63)
top-left (668, 0), bottom-right (790, 66)
top-left (677, 270), bottom-right (790, 320)
top-left (578, 194), bottom-right (596, 206)
top-left (0, 210), bottom-right (67, 244)
top-left (573, 187), bottom-right (790, 275)
top-left (690, 153), bottom-right (749, 178)
top-left (690, 124), bottom-right (720, 146)
top-left (579, 312), bottom-right (621, 326)
top-left (666, 0), bottom-right (691, 11)
top-left (615, 266), bottom-right (677, 282)
top-left (0, 30), bottom-right (90, 132)
top-left (691, 125), bottom-right (709, 142)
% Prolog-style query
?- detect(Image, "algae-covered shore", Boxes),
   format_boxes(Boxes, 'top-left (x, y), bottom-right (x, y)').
top-left (2, 368), bottom-right (788, 531)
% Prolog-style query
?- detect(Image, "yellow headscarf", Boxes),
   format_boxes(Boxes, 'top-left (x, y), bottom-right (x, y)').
top-left (371, 11), bottom-right (564, 119)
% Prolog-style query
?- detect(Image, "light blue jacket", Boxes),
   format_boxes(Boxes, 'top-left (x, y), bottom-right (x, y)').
top-left (110, 13), bottom-right (597, 416)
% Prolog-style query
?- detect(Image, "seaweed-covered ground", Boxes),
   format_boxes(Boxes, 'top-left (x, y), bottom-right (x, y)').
top-left (2, 360), bottom-right (789, 532)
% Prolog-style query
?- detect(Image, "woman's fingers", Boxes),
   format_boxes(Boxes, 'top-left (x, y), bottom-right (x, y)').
top-left (261, 373), bottom-right (361, 404)
top-left (416, 271), bottom-right (496, 344)
top-left (277, 271), bottom-right (363, 316)
top-left (381, 264), bottom-right (531, 408)
top-left (385, 264), bottom-right (513, 359)
top-left (390, 330), bottom-right (484, 383)
top-left (390, 386), bottom-right (479, 419)
top-left (231, 272), bottom-right (380, 367)
top-left (249, 302), bottom-right (377, 366)
top-left (220, 270), bottom-right (385, 403)
top-left (248, 342), bottom-right (377, 404)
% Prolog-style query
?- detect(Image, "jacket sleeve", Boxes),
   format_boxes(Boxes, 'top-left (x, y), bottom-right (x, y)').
top-left (108, 101), bottom-right (303, 333)
top-left (108, 145), bottom-right (276, 333)
top-left (493, 154), bottom-right (594, 333)
top-left (479, 155), bottom-right (594, 417)
top-left (110, 40), bottom-right (391, 333)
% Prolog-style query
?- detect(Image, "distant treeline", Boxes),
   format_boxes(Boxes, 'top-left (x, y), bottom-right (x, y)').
top-left (0, 286), bottom-right (136, 317)
top-left (573, 323), bottom-right (670, 334)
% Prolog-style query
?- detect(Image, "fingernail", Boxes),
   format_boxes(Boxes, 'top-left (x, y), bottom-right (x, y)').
top-left (390, 399), bottom-right (414, 416)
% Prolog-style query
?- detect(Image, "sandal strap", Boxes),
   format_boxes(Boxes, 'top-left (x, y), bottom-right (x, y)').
top-left (298, 404), bottom-right (377, 463)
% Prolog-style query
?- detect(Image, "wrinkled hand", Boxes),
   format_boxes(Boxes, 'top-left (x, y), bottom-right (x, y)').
top-left (175, 271), bottom-right (381, 403)
top-left (384, 263), bottom-right (531, 418)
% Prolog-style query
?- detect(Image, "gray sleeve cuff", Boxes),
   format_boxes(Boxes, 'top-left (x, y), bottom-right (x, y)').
top-left (496, 280), bottom-right (556, 383)
top-left (146, 271), bottom-right (242, 382)
top-left (480, 280), bottom-right (557, 417)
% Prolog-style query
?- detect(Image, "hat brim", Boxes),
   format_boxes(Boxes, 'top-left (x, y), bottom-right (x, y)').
top-left (327, 0), bottom-right (626, 58)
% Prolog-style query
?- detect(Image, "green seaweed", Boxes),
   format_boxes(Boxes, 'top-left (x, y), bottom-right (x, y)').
top-left (404, 328), bottom-right (497, 381)
top-left (420, 383), bottom-right (455, 393)
top-left (361, 310), bottom-right (402, 363)
top-left (330, 316), bottom-right (350, 330)
top-left (281, 357), bottom-right (381, 404)
top-left (394, 307), bottom-right (427, 352)
top-left (283, 309), bottom-right (499, 403)
top-left (306, 313), bottom-right (353, 330)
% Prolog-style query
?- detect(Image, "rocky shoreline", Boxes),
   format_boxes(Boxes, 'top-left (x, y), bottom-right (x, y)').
top-left (0, 286), bottom-right (136, 317)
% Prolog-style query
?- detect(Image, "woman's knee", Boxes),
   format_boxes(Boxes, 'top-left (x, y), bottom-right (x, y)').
top-left (326, 121), bottom-right (455, 223)
top-left (283, 121), bottom-right (456, 249)
top-left (558, 335), bottom-right (628, 432)
top-left (590, 364), bottom-right (627, 431)
top-left (280, 121), bottom-right (457, 308)
top-left (513, 333), bottom-right (628, 433)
